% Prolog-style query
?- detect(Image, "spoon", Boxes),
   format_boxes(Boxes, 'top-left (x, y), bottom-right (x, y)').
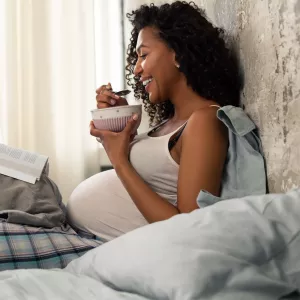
top-left (113, 89), bottom-right (131, 97)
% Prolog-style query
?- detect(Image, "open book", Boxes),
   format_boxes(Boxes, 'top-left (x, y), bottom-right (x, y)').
top-left (0, 143), bottom-right (48, 184)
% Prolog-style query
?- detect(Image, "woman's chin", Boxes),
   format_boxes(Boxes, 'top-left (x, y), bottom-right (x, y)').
top-left (149, 93), bottom-right (164, 105)
top-left (148, 93), bottom-right (157, 104)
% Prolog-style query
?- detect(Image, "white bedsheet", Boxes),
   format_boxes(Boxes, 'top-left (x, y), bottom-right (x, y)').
top-left (1, 189), bottom-right (300, 299)
top-left (0, 269), bottom-right (146, 300)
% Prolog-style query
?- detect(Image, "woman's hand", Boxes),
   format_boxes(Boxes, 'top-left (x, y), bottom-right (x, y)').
top-left (96, 83), bottom-right (128, 109)
top-left (90, 114), bottom-right (139, 168)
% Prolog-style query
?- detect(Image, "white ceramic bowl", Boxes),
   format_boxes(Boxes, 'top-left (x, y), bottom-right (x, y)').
top-left (91, 104), bottom-right (142, 132)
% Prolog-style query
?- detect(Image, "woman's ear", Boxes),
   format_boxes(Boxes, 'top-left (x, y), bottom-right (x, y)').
top-left (172, 52), bottom-right (180, 68)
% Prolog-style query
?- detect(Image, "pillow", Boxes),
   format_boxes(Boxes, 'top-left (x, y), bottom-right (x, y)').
top-left (66, 189), bottom-right (300, 299)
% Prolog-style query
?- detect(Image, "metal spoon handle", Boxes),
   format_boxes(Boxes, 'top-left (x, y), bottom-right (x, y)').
top-left (113, 89), bottom-right (131, 97)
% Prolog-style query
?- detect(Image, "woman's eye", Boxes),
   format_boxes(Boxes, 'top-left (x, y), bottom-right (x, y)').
top-left (140, 54), bottom-right (147, 60)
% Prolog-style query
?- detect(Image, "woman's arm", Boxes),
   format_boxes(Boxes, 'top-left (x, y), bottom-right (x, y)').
top-left (113, 108), bottom-right (228, 223)
top-left (177, 108), bottom-right (228, 212)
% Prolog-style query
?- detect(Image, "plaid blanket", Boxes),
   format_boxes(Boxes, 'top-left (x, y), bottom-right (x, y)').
top-left (0, 222), bottom-right (103, 270)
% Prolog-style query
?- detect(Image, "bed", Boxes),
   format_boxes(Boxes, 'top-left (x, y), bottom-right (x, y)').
top-left (0, 189), bottom-right (300, 299)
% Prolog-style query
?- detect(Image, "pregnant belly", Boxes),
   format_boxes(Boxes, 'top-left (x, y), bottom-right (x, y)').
top-left (67, 169), bottom-right (148, 241)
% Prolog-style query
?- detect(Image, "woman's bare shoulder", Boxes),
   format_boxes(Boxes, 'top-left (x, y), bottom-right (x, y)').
top-left (183, 106), bottom-right (228, 142)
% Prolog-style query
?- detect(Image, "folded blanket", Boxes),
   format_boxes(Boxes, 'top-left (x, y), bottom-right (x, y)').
top-left (0, 172), bottom-right (66, 228)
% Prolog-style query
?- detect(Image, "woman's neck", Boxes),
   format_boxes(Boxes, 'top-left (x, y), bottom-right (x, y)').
top-left (169, 79), bottom-right (216, 121)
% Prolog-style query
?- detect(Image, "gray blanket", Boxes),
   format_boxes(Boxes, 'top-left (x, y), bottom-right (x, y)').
top-left (0, 171), bottom-right (66, 228)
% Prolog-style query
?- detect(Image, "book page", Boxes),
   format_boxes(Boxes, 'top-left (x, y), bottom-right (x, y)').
top-left (0, 144), bottom-right (48, 183)
top-left (0, 165), bottom-right (37, 184)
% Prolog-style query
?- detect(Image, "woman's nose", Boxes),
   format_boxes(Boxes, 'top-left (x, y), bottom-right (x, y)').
top-left (133, 60), bottom-right (142, 76)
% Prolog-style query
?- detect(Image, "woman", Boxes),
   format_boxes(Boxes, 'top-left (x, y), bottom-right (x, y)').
top-left (67, 1), bottom-right (242, 241)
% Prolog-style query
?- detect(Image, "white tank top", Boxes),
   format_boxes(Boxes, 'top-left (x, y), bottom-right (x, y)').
top-left (130, 105), bottom-right (221, 202)
top-left (130, 121), bottom-right (186, 206)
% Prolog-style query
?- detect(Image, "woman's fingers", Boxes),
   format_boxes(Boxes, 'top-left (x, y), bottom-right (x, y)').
top-left (95, 83), bottom-right (129, 108)
top-left (97, 102), bottom-right (111, 109)
top-left (96, 91), bottom-right (120, 108)
top-left (96, 83), bottom-right (112, 94)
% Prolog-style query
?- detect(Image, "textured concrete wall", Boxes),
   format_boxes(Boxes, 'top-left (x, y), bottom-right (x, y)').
top-left (124, 0), bottom-right (300, 192)
top-left (197, 0), bottom-right (300, 192)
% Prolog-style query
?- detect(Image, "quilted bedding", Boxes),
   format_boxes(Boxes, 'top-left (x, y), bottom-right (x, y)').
top-left (0, 221), bottom-right (103, 270)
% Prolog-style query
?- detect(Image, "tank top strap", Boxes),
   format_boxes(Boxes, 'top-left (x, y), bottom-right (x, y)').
top-left (148, 119), bottom-right (169, 135)
top-left (168, 122), bottom-right (188, 150)
top-left (166, 120), bottom-right (188, 137)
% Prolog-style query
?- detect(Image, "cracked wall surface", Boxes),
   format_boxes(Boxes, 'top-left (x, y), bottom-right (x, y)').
top-left (124, 0), bottom-right (300, 192)
top-left (197, 0), bottom-right (300, 192)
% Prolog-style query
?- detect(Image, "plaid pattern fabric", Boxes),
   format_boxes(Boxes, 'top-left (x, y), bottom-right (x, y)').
top-left (0, 222), bottom-right (103, 270)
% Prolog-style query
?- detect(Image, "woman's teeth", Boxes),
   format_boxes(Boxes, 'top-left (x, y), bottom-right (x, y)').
top-left (143, 78), bottom-right (152, 86)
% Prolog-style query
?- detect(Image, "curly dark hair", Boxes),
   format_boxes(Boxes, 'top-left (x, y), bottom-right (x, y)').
top-left (126, 1), bottom-right (242, 126)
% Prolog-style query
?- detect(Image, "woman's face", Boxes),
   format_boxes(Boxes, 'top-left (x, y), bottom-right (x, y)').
top-left (133, 26), bottom-right (180, 104)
